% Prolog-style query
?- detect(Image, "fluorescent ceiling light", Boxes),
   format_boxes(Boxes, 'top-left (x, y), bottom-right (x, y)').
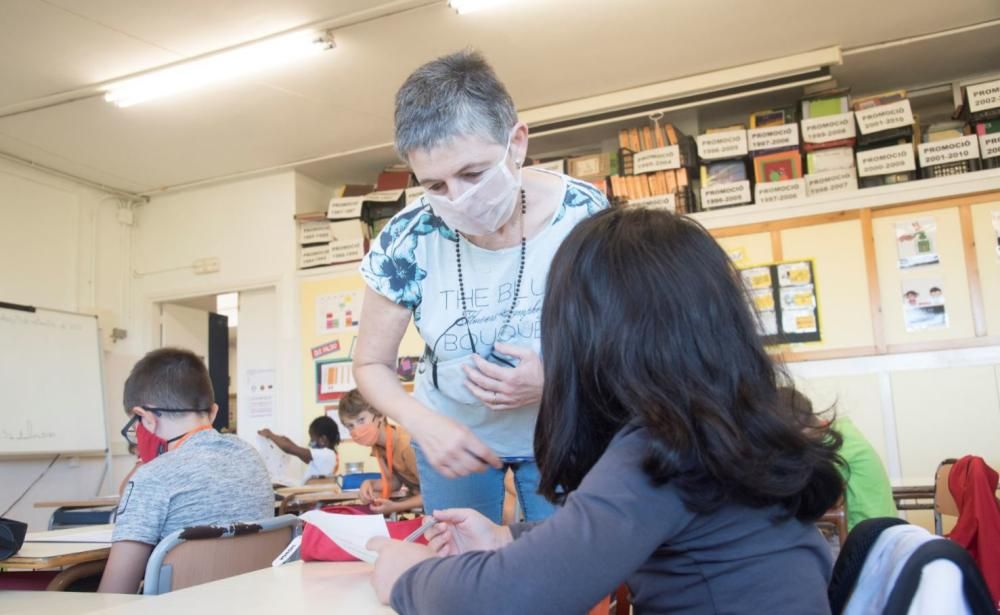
top-left (521, 47), bottom-right (843, 132)
top-left (103, 30), bottom-right (335, 107)
top-left (449, 0), bottom-right (511, 14)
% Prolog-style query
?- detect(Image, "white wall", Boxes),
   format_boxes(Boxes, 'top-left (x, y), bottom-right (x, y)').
top-left (159, 303), bottom-right (209, 360)
top-left (129, 171), bottom-right (303, 447)
top-left (1, 164), bottom-right (311, 529)
top-left (0, 158), bottom-right (135, 529)
top-left (295, 173), bottom-right (334, 215)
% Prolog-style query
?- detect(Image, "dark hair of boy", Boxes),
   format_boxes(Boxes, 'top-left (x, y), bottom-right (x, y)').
top-left (123, 347), bottom-right (213, 415)
top-left (929, 287), bottom-right (942, 293)
top-left (536, 207), bottom-right (843, 521)
top-left (309, 416), bottom-right (341, 449)
top-left (337, 388), bottom-right (381, 421)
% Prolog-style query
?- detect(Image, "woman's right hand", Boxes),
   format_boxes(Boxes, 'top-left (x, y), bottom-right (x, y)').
top-left (424, 508), bottom-right (513, 556)
top-left (412, 412), bottom-right (501, 478)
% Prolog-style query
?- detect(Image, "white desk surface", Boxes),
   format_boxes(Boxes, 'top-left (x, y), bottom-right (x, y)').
top-left (0, 591), bottom-right (141, 614)
top-left (3, 524), bottom-right (114, 569)
top-left (90, 561), bottom-right (395, 614)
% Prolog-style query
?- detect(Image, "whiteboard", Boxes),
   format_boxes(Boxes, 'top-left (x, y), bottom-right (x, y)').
top-left (0, 305), bottom-right (107, 455)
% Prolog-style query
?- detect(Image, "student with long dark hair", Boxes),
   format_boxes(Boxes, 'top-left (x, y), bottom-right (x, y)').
top-left (367, 208), bottom-right (843, 614)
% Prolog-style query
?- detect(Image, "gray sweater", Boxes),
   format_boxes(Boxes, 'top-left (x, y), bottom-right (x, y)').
top-left (391, 425), bottom-right (833, 614)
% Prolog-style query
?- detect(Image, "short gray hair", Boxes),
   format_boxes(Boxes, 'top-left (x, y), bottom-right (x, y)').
top-left (394, 50), bottom-right (517, 159)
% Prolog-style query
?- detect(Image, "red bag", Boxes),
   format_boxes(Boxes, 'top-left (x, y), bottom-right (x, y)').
top-left (300, 504), bottom-right (429, 562)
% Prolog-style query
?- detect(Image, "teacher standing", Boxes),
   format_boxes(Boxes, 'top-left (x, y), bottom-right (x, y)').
top-left (355, 50), bottom-right (608, 523)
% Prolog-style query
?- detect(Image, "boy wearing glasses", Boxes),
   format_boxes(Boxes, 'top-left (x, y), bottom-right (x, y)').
top-left (98, 347), bottom-right (273, 594)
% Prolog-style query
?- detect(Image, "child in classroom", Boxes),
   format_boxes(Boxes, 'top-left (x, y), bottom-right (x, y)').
top-left (99, 348), bottom-right (273, 594)
top-left (366, 207), bottom-right (843, 614)
top-left (258, 416), bottom-right (341, 484)
top-left (338, 389), bottom-right (422, 516)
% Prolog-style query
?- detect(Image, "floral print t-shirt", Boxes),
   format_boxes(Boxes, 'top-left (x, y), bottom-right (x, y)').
top-left (360, 171), bottom-right (608, 456)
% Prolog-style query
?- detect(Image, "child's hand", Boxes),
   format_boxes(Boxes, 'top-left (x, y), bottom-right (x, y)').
top-left (423, 508), bottom-right (513, 556)
top-left (369, 498), bottom-right (401, 514)
top-left (257, 428), bottom-right (274, 439)
top-left (366, 537), bottom-right (436, 604)
top-left (359, 479), bottom-right (377, 504)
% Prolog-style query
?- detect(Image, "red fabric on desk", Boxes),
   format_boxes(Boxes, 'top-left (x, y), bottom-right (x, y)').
top-left (300, 504), bottom-right (428, 562)
top-left (947, 455), bottom-right (1000, 606)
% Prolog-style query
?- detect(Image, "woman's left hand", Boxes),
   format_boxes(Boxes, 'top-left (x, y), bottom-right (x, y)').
top-left (462, 343), bottom-right (543, 410)
top-left (367, 537), bottom-right (437, 604)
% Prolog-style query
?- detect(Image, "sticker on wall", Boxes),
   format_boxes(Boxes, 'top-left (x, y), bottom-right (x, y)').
top-left (900, 277), bottom-right (948, 332)
top-left (315, 290), bottom-right (363, 336)
top-left (726, 246), bottom-right (748, 266)
top-left (894, 218), bottom-right (940, 269)
top-left (741, 266), bottom-right (773, 290)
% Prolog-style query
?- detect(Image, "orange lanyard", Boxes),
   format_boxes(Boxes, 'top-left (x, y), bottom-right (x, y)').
top-left (171, 425), bottom-right (213, 450)
top-left (376, 423), bottom-right (394, 500)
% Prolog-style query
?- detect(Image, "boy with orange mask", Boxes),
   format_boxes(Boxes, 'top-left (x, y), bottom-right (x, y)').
top-left (338, 389), bottom-right (422, 515)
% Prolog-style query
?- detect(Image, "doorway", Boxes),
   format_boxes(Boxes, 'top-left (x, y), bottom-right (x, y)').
top-left (156, 286), bottom-right (276, 441)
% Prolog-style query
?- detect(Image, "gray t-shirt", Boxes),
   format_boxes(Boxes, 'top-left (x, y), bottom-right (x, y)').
top-left (391, 425), bottom-right (833, 614)
top-left (113, 429), bottom-right (274, 545)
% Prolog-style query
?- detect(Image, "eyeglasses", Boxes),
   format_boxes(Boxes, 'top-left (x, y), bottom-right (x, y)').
top-left (422, 316), bottom-right (515, 390)
top-left (120, 406), bottom-right (211, 445)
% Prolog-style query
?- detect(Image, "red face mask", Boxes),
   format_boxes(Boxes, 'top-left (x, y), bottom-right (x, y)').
top-left (136, 422), bottom-right (169, 463)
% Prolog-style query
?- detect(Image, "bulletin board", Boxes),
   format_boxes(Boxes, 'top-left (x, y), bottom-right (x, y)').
top-left (706, 189), bottom-right (1000, 362)
top-left (740, 259), bottom-right (821, 345)
top-left (298, 266), bottom-right (424, 467)
top-left (872, 207), bottom-right (975, 346)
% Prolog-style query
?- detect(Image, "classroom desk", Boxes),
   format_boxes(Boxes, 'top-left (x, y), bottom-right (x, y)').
top-left (2, 524), bottom-right (113, 570)
top-left (0, 590), bottom-right (141, 614)
top-left (89, 561), bottom-right (395, 615)
top-left (33, 496), bottom-right (120, 510)
top-left (274, 484), bottom-right (347, 498)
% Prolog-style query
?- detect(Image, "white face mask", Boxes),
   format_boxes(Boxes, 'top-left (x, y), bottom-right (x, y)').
top-left (425, 135), bottom-right (521, 236)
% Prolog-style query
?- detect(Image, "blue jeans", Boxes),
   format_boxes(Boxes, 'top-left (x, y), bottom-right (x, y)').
top-left (412, 445), bottom-right (557, 524)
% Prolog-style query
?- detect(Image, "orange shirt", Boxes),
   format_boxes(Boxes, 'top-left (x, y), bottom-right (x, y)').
top-left (370, 423), bottom-right (420, 494)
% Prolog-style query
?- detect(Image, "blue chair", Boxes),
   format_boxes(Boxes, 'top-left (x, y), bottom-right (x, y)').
top-left (49, 507), bottom-right (115, 530)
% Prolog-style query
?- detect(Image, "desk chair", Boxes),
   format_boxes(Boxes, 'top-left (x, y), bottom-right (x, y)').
top-left (933, 458), bottom-right (958, 535)
top-left (587, 585), bottom-right (631, 615)
top-left (819, 499), bottom-right (849, 547)
top-left (341, 472), bottom-right (382, 490)
top-left (142, 515), bottom-right (299, 595)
